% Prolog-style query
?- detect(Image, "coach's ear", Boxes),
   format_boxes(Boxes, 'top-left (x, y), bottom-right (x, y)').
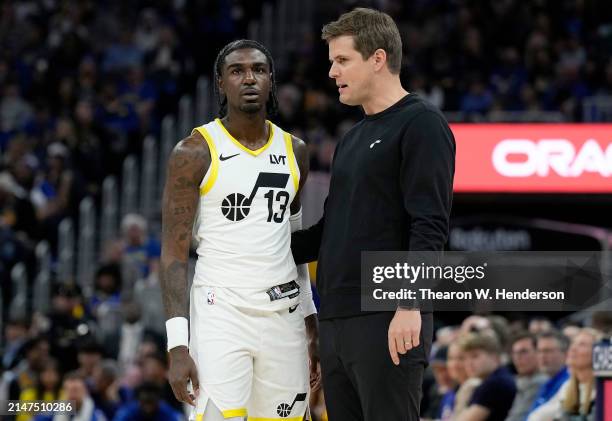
top-left (372, 48), bottom-right (387, 72)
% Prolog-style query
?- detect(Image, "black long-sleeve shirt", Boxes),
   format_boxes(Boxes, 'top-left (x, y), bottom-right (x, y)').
top-left (292, 93), bottom-right (455, 320)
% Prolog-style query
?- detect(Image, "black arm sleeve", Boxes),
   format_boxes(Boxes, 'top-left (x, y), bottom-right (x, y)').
top-left (401, 111), bottom-right (455, 251)
top-left (291, 213), bottom-right (324, 265)
top-left (398, 111), bottom-right (455, 310)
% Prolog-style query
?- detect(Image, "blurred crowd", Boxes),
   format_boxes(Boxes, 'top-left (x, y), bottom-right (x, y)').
top-left (1, 1), bottom-right (612, 420)
top-left (262, 0), bottom-right (612, 172)
top-left (0, 0), bottom-right (260, 325)
top-left (0, 211), bottom-right (176, 421)
top-left (412, 313), bottom-right (612, 421)
top-left (3, 288), bottom-right (611, 420)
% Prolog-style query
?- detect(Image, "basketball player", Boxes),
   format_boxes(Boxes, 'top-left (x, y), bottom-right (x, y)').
top-left (291, 8), bottom-right (455, 421)
top-left (160, 40), bottom-right (319, 421)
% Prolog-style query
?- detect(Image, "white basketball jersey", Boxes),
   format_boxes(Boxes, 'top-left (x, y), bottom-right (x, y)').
top-left (191, 118), bottom-right (299, 291)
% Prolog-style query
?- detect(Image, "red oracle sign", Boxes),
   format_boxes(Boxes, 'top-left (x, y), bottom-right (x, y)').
top-left (451, 124), bottom-right (612, 193)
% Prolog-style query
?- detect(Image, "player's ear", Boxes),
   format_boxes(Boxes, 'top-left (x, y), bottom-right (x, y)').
top-left (217, 75), bottom-right (225, 96)
top-left (372, 49), bottom-right (387, 71)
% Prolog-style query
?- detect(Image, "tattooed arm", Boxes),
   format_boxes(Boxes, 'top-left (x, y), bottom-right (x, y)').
top-left (161, 132), bottom-right (209, 406)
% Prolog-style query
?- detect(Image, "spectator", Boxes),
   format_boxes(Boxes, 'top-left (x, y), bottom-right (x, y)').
top-left (527, 331), bottom-right (570, 418)
top-left (113, 382), bottom-right (183, 421)
top-left (460, 315), bottom-right (491, 335)
top-left (44, 283), bottom-right (95, 373)
top-left (116, 300), bottom-right (145, 371)
top-left (0, 172), bottom-right (36, 312)
top-left (4, 336), bottom-right (49, 401)
top-left (2, 317), bottom-right (29, 371)
top-left (140, 352), bottom-right (182, 412)
top-left (487, 315), bottom-right (511, 352)
top-left (102, 28), bottom-right (144, 73)
top-left (0, 171), bottom-right (39, 242)
top-left (460, 78), bottom-right (494, 115)
top-left (90, 264), bottom-right (122, 317)
top-left (444, 341), bottom-right (481, 420)
top-left (90, 264), bottom-right (123, 357)
top-left (529, 317), bottom-right (554, 335)
top-left (30, 142), bottom-right (81, 245)
top-left (70, 99), bottom-right (106, 196)
top-left (456, 333), bottom-right (516, 421)
top-left (35, 371), bottom-right (106, 421)
top-left (104, 213), bottom-right (160, 285)
top-left (559, 328), bottom-right (601, 419)
top-left (561, 323), bottom-right (582, 342)
top-left (17, 358), bottom-right (61, 421)
top-left (133, 267), bottom-right (165, 335)
top-left (505, 332), bottom-right (547, 421)
top-left (118, 65), bottom-right (158, 134)
top-left (0, 82), bottom-right (33, 132)
top-left (90, 360), bottom-right (123, 420)
top-left (76, 340), bottom-right (104, 384)
top-left (528, 328), bottom-right (601, 421)
top-left (421, 346), bottom-right (454, 420)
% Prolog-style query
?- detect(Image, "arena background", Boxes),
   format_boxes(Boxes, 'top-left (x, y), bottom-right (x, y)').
top-left (0, 1), bottom-right (611, 420)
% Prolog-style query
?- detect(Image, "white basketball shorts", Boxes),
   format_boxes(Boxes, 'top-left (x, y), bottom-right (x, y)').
top-left (189, 284), bottom-right (309, 421)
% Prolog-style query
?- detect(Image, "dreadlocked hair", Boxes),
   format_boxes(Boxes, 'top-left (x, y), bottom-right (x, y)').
top-left (213, 39), bottom-right (279, 117)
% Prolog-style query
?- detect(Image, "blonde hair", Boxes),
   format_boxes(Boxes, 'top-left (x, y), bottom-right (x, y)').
top-left (459, 332), bottom-right (502, 355)
top-left (562, 328), bottom-right (603, 415)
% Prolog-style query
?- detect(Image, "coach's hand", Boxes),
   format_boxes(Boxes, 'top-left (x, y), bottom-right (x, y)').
top-left (388, 309), bottom-right (421, 365)
top-left (168, 346), bottom-right (200, 406)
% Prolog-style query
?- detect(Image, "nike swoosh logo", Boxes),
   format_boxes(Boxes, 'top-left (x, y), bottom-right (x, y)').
top-left (369, 139), bottom-right (382, 149)
top-left (288, 304), bottom-right (299, 313)
top-left (219, 153), bottom-right (240, 161)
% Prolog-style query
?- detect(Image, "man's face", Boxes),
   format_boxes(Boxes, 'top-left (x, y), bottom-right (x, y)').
top-left (328, 35), bottom-right (374, 106)
top-left (40, 365), bottom-right (60, 390)
top-left (464, 349), bottom-right (498, 379)
top-left (28, 341), bottom-right (50, 371)
top-left (78, 351), bottom-right (102, 375)
top-left (5, 323), bottom-right (27, 342)
top-left (447, 343), bottom-right (467, 383)
top-left (142, 358), bottom-right (166, 383)
top-left (96, 274), bottom-right (117, 294)
top-left (529, 319), bottom-right (552, 334)
top-left (511, 338), bottom-right (538, 376)
top-left (537, 337), bottom-right (566, 376)
top-left (219, 48), bottom-right (271, 115)
top-left (126, 225), bottom-right (144, 246)
top-left (63, 379), bottom-right (87, 405)
top-left (432, 363), bottom-right (452, 388)
top-left (92, 365), bottom-right (114, 392)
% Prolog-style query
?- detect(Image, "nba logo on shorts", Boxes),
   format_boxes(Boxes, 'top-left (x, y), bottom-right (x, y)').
top-left (207, 290), bottom-right (216, 305)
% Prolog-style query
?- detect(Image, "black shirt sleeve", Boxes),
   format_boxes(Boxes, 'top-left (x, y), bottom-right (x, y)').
top-left (397, 111), bottom-right (455, 310)
top-left (291, 210), bottom-right (324, 264)
top-left (291, 137), bottom-right (343, 265)
top-left (400, 111), bottom-right (455, 251)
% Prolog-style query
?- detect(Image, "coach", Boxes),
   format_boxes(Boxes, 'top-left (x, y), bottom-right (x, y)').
top-left (291, 8), bottom-right (455, 421)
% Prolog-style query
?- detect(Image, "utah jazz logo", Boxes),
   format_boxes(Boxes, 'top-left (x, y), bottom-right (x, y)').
top-left (276, 393), bottom-right (307, 418)
top-left (221, 172), bottom-right (290, 222)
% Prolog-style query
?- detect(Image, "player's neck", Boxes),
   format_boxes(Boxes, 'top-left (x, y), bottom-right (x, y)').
top-left (221, 112), bottom-right (269, 144)
top-left (361, 76), bottom-right (408, 115)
